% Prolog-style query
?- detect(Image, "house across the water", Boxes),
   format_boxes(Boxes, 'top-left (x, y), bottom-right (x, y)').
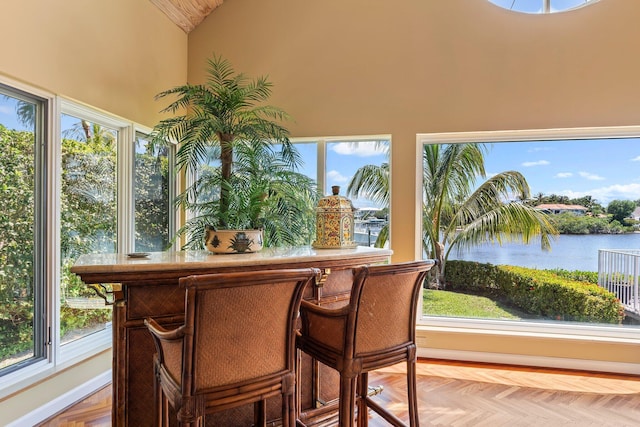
top-left (536, 203), bottom-right (588, 216)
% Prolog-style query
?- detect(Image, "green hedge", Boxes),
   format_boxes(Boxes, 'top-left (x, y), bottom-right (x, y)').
top-left (445, 260), bottom-right (624, 324)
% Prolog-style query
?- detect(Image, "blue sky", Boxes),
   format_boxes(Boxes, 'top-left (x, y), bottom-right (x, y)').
top-left (483, 139), bottom-right (640, 206)
top-left (294, 140), bottom-right (389, 208)
top-left (0, 96), bottom-right (32, 131)
top-left (302, 138), bottom-right (640, 209)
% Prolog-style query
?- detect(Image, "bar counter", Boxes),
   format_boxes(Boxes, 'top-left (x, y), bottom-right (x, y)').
top-left (71, 245), bottom-right (392, 426)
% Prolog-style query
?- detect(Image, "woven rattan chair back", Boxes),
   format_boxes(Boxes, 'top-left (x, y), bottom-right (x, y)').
top-left (146, 267), bottom-right (318, 427)
top-left (297, 260), bottom-right (435, 427)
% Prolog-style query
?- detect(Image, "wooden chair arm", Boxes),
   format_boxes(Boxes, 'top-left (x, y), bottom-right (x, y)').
top-left (299, 300), bottom-right (351, 353)
top-left (144, 317), bottom-right (186, 342)
top-left (299, 299), bottom-right (351, 318)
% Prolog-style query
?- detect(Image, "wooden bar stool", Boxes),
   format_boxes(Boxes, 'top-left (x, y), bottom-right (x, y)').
top-left (145, 267), bottom-right (318, 427)
top-left (296, 260), bottom-right (435, 426)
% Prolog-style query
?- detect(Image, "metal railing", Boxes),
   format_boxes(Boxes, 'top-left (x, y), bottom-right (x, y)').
top-left (598, 249), bottom-right (640, 314)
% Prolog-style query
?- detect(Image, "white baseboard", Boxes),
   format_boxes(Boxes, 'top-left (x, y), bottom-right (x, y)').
top-left (6, 370), bottom-right (111, 427)
top-left (418, 348), bottom-right (640, 375)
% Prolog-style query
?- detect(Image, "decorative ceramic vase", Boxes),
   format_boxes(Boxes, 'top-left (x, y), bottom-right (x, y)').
top-left (312, 186), bottom-right (358, 249)
top-left (204, 226), bottom-right (264, 254)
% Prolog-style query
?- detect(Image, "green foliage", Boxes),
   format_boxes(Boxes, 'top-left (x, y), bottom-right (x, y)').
top-left (544, 268), bottom-right (598, 284)
top-left (153, 55), bottom-right (318, 248)
top-left (134, 141), bottom-right (171, 251)
top-left (442, 260), bottom-right (501, 295)
top-left (607, 199), bottom-right (637, 223)
top-left (422, 143), bottom-right (558, 285)
top-left (549, 212), bottom-right (632, 234)
top-left (445, 260), bottom-right (624, 324)
top-left (0, 300), bottom-right (33, 360)
top-left (0, 124), bottom-right (36, 364)
top-left (176, 141), bottom-right (319, 249)
top-left (60, 306), bottom-right (111, 338)
top-left (347, 142), bottom-right (558, 278)
top-left (346, 146), bottom-right (390, 248)
top-left (548, 212), bottom-right (628, 234)
top-left (1, 120), bottom-right (126, 365)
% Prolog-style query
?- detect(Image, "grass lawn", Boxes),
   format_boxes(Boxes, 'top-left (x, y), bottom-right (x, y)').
top-left (423, 289), bottom-right (527, 320)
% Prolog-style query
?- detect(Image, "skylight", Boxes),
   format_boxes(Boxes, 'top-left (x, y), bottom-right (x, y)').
top-left (488, 0), bottom-right (597, 14)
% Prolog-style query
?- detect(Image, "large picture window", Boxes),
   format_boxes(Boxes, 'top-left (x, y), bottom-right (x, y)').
top-left (419, 129), bottom-right (640, 333)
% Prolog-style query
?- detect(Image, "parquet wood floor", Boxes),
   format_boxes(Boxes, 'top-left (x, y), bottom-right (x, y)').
top-left (38, 358), bottom-right (640, 427)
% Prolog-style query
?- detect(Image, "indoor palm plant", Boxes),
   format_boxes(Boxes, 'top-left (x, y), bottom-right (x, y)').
top-left (152, 55), bottom-right (317, 252)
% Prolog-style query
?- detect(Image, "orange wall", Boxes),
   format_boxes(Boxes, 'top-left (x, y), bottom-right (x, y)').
top-left (188, 0), bottom-right (640, 262)
top-left (188, 0), bottom-right (640, 367)
top-left (0, 0), bottom-right (187, 126)
top-left (0, 2), bottom-right (187, 424)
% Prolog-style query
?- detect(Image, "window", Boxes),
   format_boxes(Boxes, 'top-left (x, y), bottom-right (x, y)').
top-left (488, 0), bottom-right (597, 14)
top-left (419, 128), bottom-right (640, 334)
top-left (59, 111), bottom-right (117, 345)
top-left (293, 136), bottom-right (390, 248)
top-left (0, 79), bottom-right (175, 392)
top-left (134, 132), bottom-right (173, 252)
top-left (0, 84), bottom-right (46, 374)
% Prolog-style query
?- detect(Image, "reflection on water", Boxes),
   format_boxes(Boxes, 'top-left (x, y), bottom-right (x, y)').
top-left (450, 233), bottom-right (640, 272)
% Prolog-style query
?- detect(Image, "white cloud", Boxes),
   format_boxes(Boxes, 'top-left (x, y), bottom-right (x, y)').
top-left (0, 105), bottom-right (12, 115)
top-left (330, 141), bottom-right (387, 157)
top-left (555, 172), bottom-right (573, 178)
top-left (631, 156), bottom-right (640, 162)
top-left (559, 183), bottom-right (640, 206)
top-left (578, 171), bottom-right (605, 181)
top-left (521, 160), bottom-right (550, 167)
top-left (528, 146), bottom-right (553, 153)
top-left (326, 169), bottom-right (350, 183)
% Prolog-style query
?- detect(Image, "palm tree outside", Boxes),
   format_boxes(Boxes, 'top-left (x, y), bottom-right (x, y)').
top-left (423, 143), bottom-right (557, 285)
top-left (347, 142), bottom-right (558, 285)
top-left (346, 141), bottom-right (390, 248)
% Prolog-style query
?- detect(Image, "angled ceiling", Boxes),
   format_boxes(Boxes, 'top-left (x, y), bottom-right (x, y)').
top-left (150, 0), bottom-right (224, 33)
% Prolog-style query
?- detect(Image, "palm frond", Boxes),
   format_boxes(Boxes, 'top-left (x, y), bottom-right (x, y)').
top-left (347, 163), bottom-right (389, 206)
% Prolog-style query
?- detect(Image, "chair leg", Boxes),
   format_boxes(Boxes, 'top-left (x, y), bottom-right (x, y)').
top-left (160, 392), bottom-right (169, 427)
top-left (153, 366), bottom-right (165, 427)
top-left (339, 374), bottom-right (357, 427)
top-left (254, 399), bottom-right (267, 427)
top-left (407, 359), bottom-right (419, 427)
top-left (356, 372), bottom-right (369, 427)
top-left (284, 390), bottom-right (296, 427)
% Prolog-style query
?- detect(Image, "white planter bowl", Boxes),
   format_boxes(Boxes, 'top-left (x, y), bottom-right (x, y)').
top-left (204, 228), bottom-right (264, 254)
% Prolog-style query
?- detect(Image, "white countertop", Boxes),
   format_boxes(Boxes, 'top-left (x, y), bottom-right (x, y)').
top-left (71, 246), bottom-right (393, 275)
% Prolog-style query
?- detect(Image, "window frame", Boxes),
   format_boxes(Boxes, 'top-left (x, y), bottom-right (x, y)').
top-left (416, 126), bottom-right (640, 345)
top-left (0, 81), bottom-right (49, 375)
top-left (291, 134), bottom-right (391, 196)
top-left (0, 79), bottom-right (176, 397)
top-left (0, 76), bottom-right (54, 394)
top-left (132, 126), bottom-right (177, 253)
